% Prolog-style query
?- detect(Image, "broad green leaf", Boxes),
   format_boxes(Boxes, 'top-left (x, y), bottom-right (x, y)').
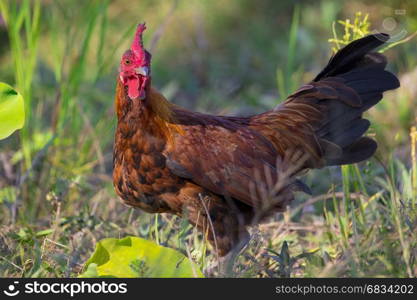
top-left (80, 236), bottom-right (204, 278)
top-left (78, 263), bottom-right (100, 278)
top-left (0, 83), bottom-right (25, 140)
top-left (35, 229), bottom-right (54, 237)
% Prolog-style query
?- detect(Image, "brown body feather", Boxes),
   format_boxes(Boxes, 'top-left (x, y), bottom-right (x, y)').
top-left (113, 34), bottom-right (399, 256)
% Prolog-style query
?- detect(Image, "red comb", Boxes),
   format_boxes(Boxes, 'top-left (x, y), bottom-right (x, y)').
top-left (131, 23), bottom-right (147, 60)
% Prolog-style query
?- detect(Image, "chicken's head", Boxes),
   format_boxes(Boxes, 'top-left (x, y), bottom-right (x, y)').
top-left (119, 23), bottom-right (151, 100)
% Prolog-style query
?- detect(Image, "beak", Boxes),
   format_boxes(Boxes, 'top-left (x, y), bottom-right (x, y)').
top-left (135, 66), bottom-right (149, 76)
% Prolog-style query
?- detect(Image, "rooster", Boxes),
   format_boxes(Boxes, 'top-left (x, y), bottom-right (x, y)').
top-left (113, 24), bottom-right (399, 256)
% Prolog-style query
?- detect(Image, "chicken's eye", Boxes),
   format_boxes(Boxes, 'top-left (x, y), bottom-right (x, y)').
top-left (124, 59), bottom-right (131, 65)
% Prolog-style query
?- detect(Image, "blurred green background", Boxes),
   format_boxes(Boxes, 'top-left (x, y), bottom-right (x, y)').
top-left (0, 0), bottom-right (416, 277)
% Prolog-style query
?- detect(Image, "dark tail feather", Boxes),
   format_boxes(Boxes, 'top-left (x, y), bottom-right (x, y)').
top-left (315, 33), bottom-right (400, 166)
top-left (314, 33), bottom-right (390, 81)
top-left (326, 137), bottom-right (377, 166)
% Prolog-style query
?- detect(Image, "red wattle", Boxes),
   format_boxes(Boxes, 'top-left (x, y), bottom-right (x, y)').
top-left (127, 77), bottom-right (140, 99)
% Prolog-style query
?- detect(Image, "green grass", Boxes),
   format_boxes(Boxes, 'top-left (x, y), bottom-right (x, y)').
top-left (0, 0), bottom-right (417, 277)
top-left (0, 0), bottom-right (41, 168)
